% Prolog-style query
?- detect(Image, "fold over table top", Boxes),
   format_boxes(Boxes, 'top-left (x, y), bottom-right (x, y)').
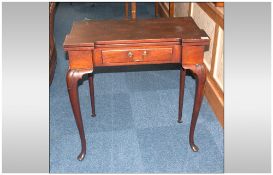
top-left (64, 17), bottom-right (209, 49)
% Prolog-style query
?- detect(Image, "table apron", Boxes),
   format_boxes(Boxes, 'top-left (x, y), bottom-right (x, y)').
top-left (66, 44), bottom-right (205, 69)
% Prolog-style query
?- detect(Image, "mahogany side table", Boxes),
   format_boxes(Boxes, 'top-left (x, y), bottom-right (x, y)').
top-left (63, 17), bottom-right (210, 161)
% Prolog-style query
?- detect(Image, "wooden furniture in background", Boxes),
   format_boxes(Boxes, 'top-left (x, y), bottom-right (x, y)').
top-left (63, 17), bottom-right (210, 160)
top-left (213, 2), bottom-right (224, 7)
top-left (156, 2), bottom-right (174, 17)
top-left (131, 2), bottom-right (137, 19)
top-left (124, 2), bottom-right (137, 19)
top-left (124, 2), bottom-right (174, 19)
top-left (49, 2), bottom-right (57, 85)
top-left (124, 2), bottom-right (128, 18)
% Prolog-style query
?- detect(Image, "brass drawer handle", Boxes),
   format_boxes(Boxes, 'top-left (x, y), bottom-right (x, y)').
top-left (128, 51), bottom-right (133, 58)
top-left (143, 50), bottom-right (148, 56)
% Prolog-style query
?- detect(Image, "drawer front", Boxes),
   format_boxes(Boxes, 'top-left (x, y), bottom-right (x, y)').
top-left (141, 48), bottom-right (173, 62)
top-left (96, 45), bottom-right (181, 66)
top-left (101, 49), bottom-right (131, 63)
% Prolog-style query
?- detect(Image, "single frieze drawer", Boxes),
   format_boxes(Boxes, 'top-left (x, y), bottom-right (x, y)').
top-left (101, 47), bottom-right (173, 63)
top-left (100, 46), bottom-right (179, 65)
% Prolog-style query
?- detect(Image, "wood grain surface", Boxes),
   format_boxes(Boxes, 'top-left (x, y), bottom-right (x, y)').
top-left (63, 17), bottom-right (209, 48)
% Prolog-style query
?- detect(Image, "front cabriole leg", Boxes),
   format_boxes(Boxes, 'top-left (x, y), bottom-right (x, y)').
top-left (183, 64), bottom-right (206, 152)
top-left (66, 69), bottom-right (93, 161)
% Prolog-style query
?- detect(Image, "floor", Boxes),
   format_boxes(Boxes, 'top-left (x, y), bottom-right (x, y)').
top-left (50, 2), bottom-right (223, 173)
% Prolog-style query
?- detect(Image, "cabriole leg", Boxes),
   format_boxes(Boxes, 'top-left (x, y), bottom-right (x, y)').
top-left (66, 69), bottom-right (93, 160)
top-left (183, 64), bottom-right (206, 152)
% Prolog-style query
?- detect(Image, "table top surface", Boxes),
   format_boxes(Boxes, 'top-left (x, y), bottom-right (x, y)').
top-left (64, 17), bottom-right (209, 48)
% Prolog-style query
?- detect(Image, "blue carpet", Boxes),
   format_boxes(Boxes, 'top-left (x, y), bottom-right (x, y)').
top-left (50, 2), bottom-right (223, 173)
